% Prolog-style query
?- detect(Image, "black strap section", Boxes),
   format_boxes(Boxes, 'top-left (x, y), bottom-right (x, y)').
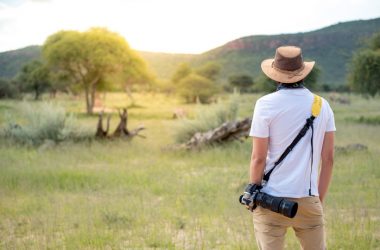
top-left (263, 116), bottom-right (315, 182)
top-left (309, 122), bottom-right (314, 196)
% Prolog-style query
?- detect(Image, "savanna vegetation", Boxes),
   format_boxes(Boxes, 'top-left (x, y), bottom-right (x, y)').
top-left (0, 92), bottom-right (379, 249)
top-left (0, 21), bottom-right (380, 250)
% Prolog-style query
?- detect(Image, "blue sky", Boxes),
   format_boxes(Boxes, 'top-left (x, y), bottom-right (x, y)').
top-left (0, 0), bottom-right (379, 53)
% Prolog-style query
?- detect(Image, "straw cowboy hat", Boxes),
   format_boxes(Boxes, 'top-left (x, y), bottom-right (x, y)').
top-left (261, 46), bottom-right (315, 84)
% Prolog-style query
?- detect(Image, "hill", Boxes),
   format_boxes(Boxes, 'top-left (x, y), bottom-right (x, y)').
top-left (198, 17), bottom-right (380, 86)
top-left (0, 17), bottom-right (379, 86)
top-left (0, 45), bottom-right (41, 79)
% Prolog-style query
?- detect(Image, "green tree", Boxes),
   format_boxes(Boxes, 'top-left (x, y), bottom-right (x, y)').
top-left (172, 63), bottom-right (192, 84)
top-left (349, 33), bottom-right (380, 97)
top-left (178, 74), bottom-right (218, 103)
top-left (253, 74), bottom-right (276, 93)
top-left (228, 74), bottom-right (253, 92)
top-left (43, 27), bottom-right (149, 114)
top-left (304, 64), bottom-right (321, 91)
top-left (195, 62), bottom-right (221, 81)
top-left (18, 60), bottom-right (51, 100)
top-left (0, 78), bottom-right (20, 99)
top-left (369, 33), bottom-right (380, 50)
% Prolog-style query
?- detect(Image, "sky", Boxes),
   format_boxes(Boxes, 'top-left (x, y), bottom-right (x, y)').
top-left (0, 0), bottom-right (379, 54)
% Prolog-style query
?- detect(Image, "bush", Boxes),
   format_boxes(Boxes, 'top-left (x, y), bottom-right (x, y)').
top-left (349, 32), bottom-right (380, 97)
top-left (349, 50), bottom-right (380, 97)
top-left (0, 78), bottom-right (20, 99)
top-left (175, 95), bottom-right (239, 143)
top-left (1, 102), bottom-right (92, 145)
top-left (355, 115), bottom-right (380, 125)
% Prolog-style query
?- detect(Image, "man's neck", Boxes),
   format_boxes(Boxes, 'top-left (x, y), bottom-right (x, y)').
top-left (277, 81), bottom-right (305, 91)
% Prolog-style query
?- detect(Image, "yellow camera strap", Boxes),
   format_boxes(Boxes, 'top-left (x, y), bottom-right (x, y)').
top-left (311, 94), bottom-right (322, 118)
top-left (263, 94), bottom-right (323, 194)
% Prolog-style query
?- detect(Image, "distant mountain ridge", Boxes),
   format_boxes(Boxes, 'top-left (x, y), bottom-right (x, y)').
top-left (198, 17), bottom-right (380, 86)
top-left (0, 45), bottom-right (40, 79)
top-left (1, 17), bottom-right (379, 86)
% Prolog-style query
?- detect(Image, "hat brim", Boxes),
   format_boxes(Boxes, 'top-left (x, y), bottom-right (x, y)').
top-left (261, 59), bottom-right (315, 84)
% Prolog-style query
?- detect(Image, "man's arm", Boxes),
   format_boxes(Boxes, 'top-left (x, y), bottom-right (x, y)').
top-left (250, 137), bottom-right (269, 185)
top-left (318, 131), bottom-right (335, 203)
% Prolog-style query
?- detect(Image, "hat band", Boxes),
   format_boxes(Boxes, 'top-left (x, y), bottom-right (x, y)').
top-left (272, 62), bottom-right (305, 79)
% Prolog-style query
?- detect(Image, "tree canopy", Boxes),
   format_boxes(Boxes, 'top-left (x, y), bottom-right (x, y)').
top-left (172, 62), bottom-right (221, 103)
top-left (171, 63), bottom-right (192, 84)
top-left (349, 33), bottom-right (380, 97)
top-left (195, 62), bottom-right (221, 81)
top-left (228, 74), bottom-right (253, 92)
top-left (177, 74), bottom-right (218, 103)
top-left (17, 60), bottom-right (51, 100)
top-left (43, 27), bottom-right (151, 114)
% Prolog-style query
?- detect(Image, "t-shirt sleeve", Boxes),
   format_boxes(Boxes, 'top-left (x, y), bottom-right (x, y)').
top-left (249, 99), bottom-right (271, 137)
top-left (326, 102), bottom-right (336, 132)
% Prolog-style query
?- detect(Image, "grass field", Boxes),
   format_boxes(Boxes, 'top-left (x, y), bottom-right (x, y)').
top-left (0, 92), bottom-right (379, 249)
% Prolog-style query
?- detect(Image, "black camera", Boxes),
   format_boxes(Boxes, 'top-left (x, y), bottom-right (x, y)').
top-left (239, 183), bottom-right (298, 218)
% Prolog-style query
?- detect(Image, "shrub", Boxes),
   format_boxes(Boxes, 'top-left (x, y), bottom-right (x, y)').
top-left (355, 115), bottom-right (380, 125)
top-left (174, 95), bottom-right (239, 143)
top-left (0, 78), bottom-right (20, 99)
top-left (1, 102), bottom-right (92, 145)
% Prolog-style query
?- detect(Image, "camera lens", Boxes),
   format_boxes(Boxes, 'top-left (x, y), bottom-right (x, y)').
top-left (239, 195), bottom-right (244, 204)
top-left (255, 192), bottom-right (298, 218)
top-left (279, 200), bottom-right (298, 218)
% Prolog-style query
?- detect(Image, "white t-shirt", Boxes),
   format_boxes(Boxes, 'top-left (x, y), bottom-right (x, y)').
top-left (249, 88), bottom-right (336, 198)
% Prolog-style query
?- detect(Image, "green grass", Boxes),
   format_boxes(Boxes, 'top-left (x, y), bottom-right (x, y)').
top-left (0, 92), bottom-right (379, 249)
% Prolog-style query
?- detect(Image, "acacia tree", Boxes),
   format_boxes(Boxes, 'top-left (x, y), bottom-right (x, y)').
top-left (349, 33), bottom-right (380, 97)
top-left (178, 74), bottom-right (219, 103)
top-left (43, 28), bottom-right (149, 114)
top-left (171, 62), bottom-right (221, 103)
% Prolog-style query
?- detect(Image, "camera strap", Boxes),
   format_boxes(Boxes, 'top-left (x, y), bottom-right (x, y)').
top-left (263, 94), bottom-right (322, 195)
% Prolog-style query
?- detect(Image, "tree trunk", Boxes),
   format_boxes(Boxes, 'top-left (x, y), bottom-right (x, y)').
top-left (85, 86), bottom-right (92, 114)
top-left (90, 85), bottom-right (96, 114)
top-left (34, 86), bottom-right (40, 100)
top-left (84, 75), bottom-right (101, 115)
top-left (125, 85), bottom-right (135, 104)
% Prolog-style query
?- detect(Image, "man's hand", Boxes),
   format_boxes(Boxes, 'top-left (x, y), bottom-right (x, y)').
top-left (240, 183), bottom-right (262, 212)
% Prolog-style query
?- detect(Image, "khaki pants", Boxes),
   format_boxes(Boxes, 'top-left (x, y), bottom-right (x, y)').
top-left (252, 196), bottom-right (325, 250)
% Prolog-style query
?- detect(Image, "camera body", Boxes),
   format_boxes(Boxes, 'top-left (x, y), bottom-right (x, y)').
top-left (239, 183), bottom-right (298, 218)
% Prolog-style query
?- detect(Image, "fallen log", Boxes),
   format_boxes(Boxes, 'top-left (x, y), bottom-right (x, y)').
top-left (180, 117), bottom-right (252, 149)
